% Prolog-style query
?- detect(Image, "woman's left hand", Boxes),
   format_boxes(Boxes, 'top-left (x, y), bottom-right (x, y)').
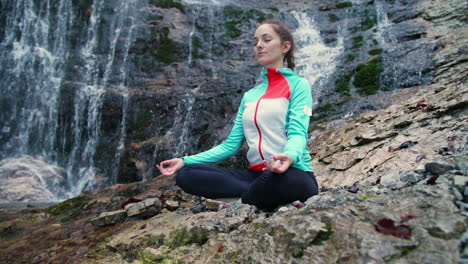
top-left (262, 154), bottom-right (292, 174)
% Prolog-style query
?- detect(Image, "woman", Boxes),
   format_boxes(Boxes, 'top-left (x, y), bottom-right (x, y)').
top-left (157, 20), bottom-right (318, 211)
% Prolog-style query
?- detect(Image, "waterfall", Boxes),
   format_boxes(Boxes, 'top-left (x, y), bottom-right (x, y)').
top-left (0, 0), bottom-right (139, 200)
top-left (291, 11), bottom-right (344, 105)
top-left (375, 0), bottom-right (396, 48)
top-left (188, 7), bottom-right (199, 66)
top-left (107, 2), bottom-right (137, 186)
top-left (0, 0), bottom-right (73, 200)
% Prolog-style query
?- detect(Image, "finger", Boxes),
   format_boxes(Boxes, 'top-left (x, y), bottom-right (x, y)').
top-left (263, 160), bottom-right (271, 171)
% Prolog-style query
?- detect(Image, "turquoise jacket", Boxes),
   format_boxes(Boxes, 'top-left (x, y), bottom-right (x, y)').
top-left (183, 68), bottom-right (313, 172)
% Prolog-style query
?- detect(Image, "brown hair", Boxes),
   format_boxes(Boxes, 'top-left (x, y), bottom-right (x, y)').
top-left (259, 19), bottom-right (296, 70)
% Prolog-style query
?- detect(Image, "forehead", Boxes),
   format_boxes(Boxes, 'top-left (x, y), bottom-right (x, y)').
top-left (254, 24), bottom-right (279, 38)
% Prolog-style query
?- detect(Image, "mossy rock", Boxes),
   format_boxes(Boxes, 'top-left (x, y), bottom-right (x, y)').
top-left (46, 195), bottom-right (91, 221)
top-left (149, 0), bottom-right (185, 13)
top-left (352, 35), bottom-right (364, 50)
top-left (150, 27), bottom-right (181, 64)
top-left (368, 48), bottom-right (383, 55)
top-left (164, 227), bottom-right (208, 249)
top-left (353, 56), bottom-right (384, 95)
top-left (336, 1), bottom-right (353, 8)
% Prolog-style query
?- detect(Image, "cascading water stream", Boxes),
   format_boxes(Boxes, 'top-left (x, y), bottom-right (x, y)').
top-left (0, 0), bottom-right (140, 200)
top-left (291, 11), bottom-right (344, 105)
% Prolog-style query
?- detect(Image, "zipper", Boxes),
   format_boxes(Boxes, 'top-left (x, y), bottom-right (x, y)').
top-left (253, 98), bottom-right (265, 161)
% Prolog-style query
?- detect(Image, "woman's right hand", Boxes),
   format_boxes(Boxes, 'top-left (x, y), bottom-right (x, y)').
top-left (156, 158), bottom-right (184, 176)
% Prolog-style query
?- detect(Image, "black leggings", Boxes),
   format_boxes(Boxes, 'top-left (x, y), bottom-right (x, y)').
top-left (176, 164), bottom-right (319, 211)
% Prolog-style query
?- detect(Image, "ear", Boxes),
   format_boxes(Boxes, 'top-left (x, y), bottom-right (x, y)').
top-left (282, 41), bottom-right (291, 54)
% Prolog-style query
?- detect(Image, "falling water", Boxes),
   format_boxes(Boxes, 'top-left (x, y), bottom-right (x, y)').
top-left (375, 0), bottom-right (397, 48)
top-left (0, 0), bottom-right (140, 200)
top-left (291, 11), bottom-right (344, 105)
top-left (188, 7), bottom-right (199, 66)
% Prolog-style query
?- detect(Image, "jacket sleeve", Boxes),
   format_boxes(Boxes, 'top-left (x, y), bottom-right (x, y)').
top-left (281, 79), bottom-right (313, 164)
top-left (182, 97), bottom-right (246, 165)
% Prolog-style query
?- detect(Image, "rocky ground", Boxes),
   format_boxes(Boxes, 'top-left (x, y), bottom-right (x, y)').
top-left (0, 82), bottom-right (466, 264)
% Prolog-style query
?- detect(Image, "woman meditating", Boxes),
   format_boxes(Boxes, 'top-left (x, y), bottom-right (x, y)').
top-left (157, 20), bottom-right (319, 211)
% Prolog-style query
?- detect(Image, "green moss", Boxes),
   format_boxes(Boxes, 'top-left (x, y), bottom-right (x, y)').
top-left (192, 36), bottom-right (203, 59)
top-left (358, 193), bottom-right (379, 199)
top-left (336, 1), bottom-right (353, 8)
top-left (368, 48), bottom-right (383, 55)
top-left (311, 221), bottom-right (334, 245)
top-left (150, 27), bottom-right (179, 64)
top-left (164, 228), bottom-right (208, 249)
top-left (139, 251), bottom-right (158, 264)
top-left (46, 195), bottom-right (89, 221)
top-left (314, 103), bottom-right (334, 113)
top-left (268, 7), bottom-right (279, 12)
top-left (361, 9), bottom-right (377, 30)
top-left (336, 80), bottom-right (350, 96)
top-left (335, 72), bottom-right (353, 96)
top-left (225, 21), bottom-right (242, 38)
top-left (149, 0), bottom-right (185, 13)
top-left (223, 7), bottom-right (268, 38)
top-left (246, 9), bottom-right (267, 22)
top-left (254, 222), bottom-right (266, 229)
top-left (373, 39), bottom-right (379, 45)
top-left (352, 35), bottom-right (364, 50)
top-left (353, 56), bottom-right (383, 95)
top-left (345, 53), bottom-right (357, 62)
top-left (385, 246), bottom-right (418, 263)
top-left (328, 13), bottom-right (340, 22)
top-left (224, 6), bottom-right (244, 18)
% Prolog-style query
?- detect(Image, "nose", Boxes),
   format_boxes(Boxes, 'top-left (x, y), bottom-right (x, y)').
top-left (256, 40), bottom-right (263, 49)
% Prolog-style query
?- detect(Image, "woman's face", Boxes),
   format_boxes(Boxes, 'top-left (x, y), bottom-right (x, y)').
top-left (253, 24), bottom-right (290, 69)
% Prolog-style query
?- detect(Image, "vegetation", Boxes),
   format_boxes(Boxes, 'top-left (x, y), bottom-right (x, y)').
top-left (225, 21), bottom-right (242, 38)
top-left (336, 1), bottom-right (353, 8)
top-left (46, 195), bottom-right (90, 221)
top-left (352, 35), bottom-right (364, 50)
top-left (223, 6), bottom-right (271, 39)
top-left (368, 48), bottom-right (383, 55)
top-left (311, 220), bottom-right (334, 245)
top-left (353, 56), bottom-right (384, 95)
top-left (192, 36), bottom-right (203, 59)
top-left (328, 13), bottom-right (340, 22)
top-left (151, 28), bottom-right (179, 64)
top-left (335, 72), bottom-right (353, 96)
top-left (314, 103), bottom-right (334, 114)
top-left (163, 228), bottom-right (208, 249)
top-left (149, 0), bottom-right (185, 13)
top-left (346, 53), bottom-right (357, 62)
top-left (361, 9), bottom-right (377, 30)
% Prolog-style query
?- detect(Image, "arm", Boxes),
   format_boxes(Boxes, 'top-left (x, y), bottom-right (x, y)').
top-left (281, 79), bottom-right (313, 164)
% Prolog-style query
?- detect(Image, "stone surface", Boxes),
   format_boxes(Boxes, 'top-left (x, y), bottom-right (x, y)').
top-left (205, 199), bottom-right (223, 211)
top-left (125, 198), bottom-right (162, 218)
top-left (91, 210), bottom-right (127, 228)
